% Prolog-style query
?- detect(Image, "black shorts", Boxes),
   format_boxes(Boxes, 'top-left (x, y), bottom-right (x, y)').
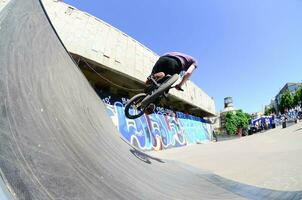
top-left (151, 56), bottom-right (182, 76)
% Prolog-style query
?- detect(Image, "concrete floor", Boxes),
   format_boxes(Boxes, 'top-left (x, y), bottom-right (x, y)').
top-left (150, 122), bottom-right (302, 191)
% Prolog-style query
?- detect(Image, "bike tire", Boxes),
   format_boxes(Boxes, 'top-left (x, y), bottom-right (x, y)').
top-left (125, 93), bottom-right (147, 119)
top-left (141, 74), bottom-right (179, 107)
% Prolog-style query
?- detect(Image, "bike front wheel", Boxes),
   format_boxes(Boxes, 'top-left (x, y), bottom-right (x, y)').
top-left (125, 93), bottom-right (148, 119)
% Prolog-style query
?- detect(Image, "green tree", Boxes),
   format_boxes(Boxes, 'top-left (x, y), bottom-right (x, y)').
top-left (245, 112), bottom-right (252, 122)
top-left (264, 106), bottom-right (271, 115)
top-left (279, 90), bottom-right (293, 113)
top-left (225, 112), bottom-right (237, 135)
top-left (299, 86), bottom-right (302, 106)
top-left (264, 106), bottom-right (276, 115)
top-left (225, 110), bottom-right (250, 135)
top-left (293, 86), bottom-right (302, 106)
top-left (236, 110), bottom-right (249, 129)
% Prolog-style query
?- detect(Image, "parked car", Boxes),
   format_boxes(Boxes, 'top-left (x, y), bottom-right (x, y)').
top-left (248, 124), bottom-right (257, 135)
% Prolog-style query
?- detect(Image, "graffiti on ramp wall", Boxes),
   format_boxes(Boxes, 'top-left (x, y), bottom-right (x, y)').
top-left (99, 92), bottom-right (212, 151)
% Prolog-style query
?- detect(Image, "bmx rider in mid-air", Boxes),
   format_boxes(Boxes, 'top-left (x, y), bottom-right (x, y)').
top-left (144, 51), bottom-right (198, 114)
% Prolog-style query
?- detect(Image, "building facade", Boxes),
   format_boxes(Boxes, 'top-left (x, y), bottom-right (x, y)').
top-left (272, 82), bottom-right (302, 113)
top-left (42, 0), bottom-right (216, 118)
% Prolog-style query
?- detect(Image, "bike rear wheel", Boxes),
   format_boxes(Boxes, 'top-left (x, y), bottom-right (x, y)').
top-left (125, 93), bottom-right (148, 119)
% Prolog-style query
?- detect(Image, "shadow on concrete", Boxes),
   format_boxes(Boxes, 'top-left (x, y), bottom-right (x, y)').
top-left (129, 149), bottom-right (165, 164)
top-left (121, 136), bottom-right (165, 164)
top-left (294, 127), bottom-right (302, 132)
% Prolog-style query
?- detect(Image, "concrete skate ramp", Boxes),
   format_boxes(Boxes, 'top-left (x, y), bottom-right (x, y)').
top-left (0, 0), bottom-right (301, 199)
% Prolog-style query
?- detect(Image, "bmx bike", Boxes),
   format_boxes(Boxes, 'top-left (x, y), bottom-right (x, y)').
top-left (124, 74), bottom-right (182, 119)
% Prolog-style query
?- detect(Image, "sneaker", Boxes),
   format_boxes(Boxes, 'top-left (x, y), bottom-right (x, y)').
top-left (144, 103), bottom-right (156, 115)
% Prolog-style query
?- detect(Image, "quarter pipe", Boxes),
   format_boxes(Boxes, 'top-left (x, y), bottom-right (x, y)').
top-left (0, 0), bottom-right (301, 199)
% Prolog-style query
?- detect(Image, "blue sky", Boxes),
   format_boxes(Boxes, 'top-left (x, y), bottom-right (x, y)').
top-left (64, 0), bottom-right (302, 113)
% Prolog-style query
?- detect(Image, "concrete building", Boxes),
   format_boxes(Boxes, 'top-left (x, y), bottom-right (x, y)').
top-left (211, 112), bottom-right (221, 133)
top-left (220, 97), bottom-right (238, 133)
top-left (212, 97), bottom-right (238, 134)
top-left (272, 82), bottom-right (302, 113)
top-left (41, 0), bottom-right (216, 118)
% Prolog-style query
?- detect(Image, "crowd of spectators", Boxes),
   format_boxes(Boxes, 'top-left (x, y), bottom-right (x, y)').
top-left (248, 105), bottom-right (302, 134)
top-left (277, 105), bottom-right (302, 125)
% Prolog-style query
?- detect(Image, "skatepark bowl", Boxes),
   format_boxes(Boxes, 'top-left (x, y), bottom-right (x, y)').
top-left (0, 0), bottom-right (302, 199)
